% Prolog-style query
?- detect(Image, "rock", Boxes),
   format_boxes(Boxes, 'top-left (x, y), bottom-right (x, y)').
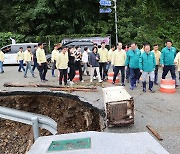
top-left (4, 139), bottom-right (8, 143)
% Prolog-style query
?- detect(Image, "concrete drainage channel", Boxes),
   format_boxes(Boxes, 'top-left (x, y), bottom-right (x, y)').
top-left (0, 91), bottom-right (105, 154)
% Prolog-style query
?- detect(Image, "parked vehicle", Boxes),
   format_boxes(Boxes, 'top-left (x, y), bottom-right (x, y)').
top-left (63, 40), bottom-right (94, 52)
top-left (1, 43), bottom-right (50, 65)
top-left (1, 43), bottom-right (38, 64)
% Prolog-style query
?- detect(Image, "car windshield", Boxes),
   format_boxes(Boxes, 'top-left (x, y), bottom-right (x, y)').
top-left (1, 45), bottom-right (11, 53)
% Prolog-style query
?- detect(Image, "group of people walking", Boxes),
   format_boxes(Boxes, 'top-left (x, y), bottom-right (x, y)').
top-left (49, 40), bottom-right (180, 92)
top-left (0, 40), bottom-right (180, 93)
top-left (16, 43), bottom-right (48, 82)
top-left (112, 40), bottom-right (179, 93)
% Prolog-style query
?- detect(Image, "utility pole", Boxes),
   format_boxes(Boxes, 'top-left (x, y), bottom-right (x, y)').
top-left (114, 0), bottom-right (118, 45)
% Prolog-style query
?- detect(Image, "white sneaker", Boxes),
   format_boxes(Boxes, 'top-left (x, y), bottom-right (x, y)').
top-left (99, 80), bottom-right (103, 83)
top-left (90, 79), bottom-right (93, 83)
top-left (93, 76), bottom-right (97, 80)
top-left (81, 80), bottom-right (84, 83)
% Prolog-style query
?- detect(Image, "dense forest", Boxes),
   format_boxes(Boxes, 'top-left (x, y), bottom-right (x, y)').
top-left (0, 0), bottom-right (180, 49)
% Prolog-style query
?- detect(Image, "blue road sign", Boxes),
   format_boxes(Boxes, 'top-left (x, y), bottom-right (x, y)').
top-left (99, 0), bottom-right (111, 6)
top-left (100, 8), bottom-right (112, 13)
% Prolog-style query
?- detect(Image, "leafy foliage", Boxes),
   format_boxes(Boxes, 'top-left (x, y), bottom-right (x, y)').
top-left (0, 0), bottom-right (179, 50)
top-left (0, 32), bottom-right (25, 47)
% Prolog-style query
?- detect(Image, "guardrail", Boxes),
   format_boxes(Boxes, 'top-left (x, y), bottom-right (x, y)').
top-left (0, 106), bottom-right (57, 140)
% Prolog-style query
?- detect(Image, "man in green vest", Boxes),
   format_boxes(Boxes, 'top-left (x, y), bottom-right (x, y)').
top-left (139, 44), bottom-right (156, 92)
top-left (160, 40), bottom-right (177, 86)
top-left (125, 42), bottom-right (141, 90)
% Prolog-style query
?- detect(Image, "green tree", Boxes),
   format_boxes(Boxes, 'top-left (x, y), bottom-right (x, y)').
top-left (0, 0), bottom-right (179, 49)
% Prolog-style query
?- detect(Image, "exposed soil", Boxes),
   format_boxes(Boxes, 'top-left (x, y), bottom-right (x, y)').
top-left (0, 91), bottom-right (102, 154)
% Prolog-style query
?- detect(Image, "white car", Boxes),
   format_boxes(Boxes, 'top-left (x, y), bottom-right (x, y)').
top-left (1, 43), bottom-right (38, 64)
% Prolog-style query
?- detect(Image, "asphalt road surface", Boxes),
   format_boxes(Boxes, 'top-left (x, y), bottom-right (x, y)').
top-left (0, 66), bottom-right (180, 154)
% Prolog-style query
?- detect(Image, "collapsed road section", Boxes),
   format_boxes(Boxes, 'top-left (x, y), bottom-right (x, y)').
top-left (0, 91), bottom-right (104, 154)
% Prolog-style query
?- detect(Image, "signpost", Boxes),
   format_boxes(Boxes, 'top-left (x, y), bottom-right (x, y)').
top-left (114, 0), bottom-right (118, 45)
top-left (99, 0), bottom-right (111, 6)
top-left (99, 0), bottom-right (118, 45)
top-left (100, 8), bottom-right (112, 13)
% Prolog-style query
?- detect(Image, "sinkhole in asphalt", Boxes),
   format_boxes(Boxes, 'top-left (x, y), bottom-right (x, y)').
top-left (0, 91), bottom-right (103, 153)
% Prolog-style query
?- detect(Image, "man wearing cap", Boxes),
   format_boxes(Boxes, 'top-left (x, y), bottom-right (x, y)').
top-left (24, 46), bottom-right (35, 78)
top-left (36, 43), bottom-right (48, 82)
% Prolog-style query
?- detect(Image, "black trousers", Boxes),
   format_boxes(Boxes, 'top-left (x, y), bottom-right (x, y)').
top-left (93, 69), bottom-right (97, 77)
top-left (154, 65), bottom-right (159, 83)
top-left (75, 61), bottom-right (83, 81)
top-left (138, 72), bottom-right (142, 81)
top-left (38, 62), bottom-right (47, 80)
top-left (113, 66), bottom-right (125, 83)
top-left (32, 58), bottom-right (37, 71)
top-left (99, 62), bottom-right (107, 80)
top-left (162, 65), bottom-right (176, 80)
top-left (69, 64), bottom-right (76, 81)
top-left (129, 68), bottom-right (140, 87)
top-left (59, 69), bottom-right (67, 85)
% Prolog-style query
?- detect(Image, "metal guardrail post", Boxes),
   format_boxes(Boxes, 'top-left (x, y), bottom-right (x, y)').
top-left (0, 106), bottom-right (57, 141)
top-left (31, 117), bottom-right (40, 140)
